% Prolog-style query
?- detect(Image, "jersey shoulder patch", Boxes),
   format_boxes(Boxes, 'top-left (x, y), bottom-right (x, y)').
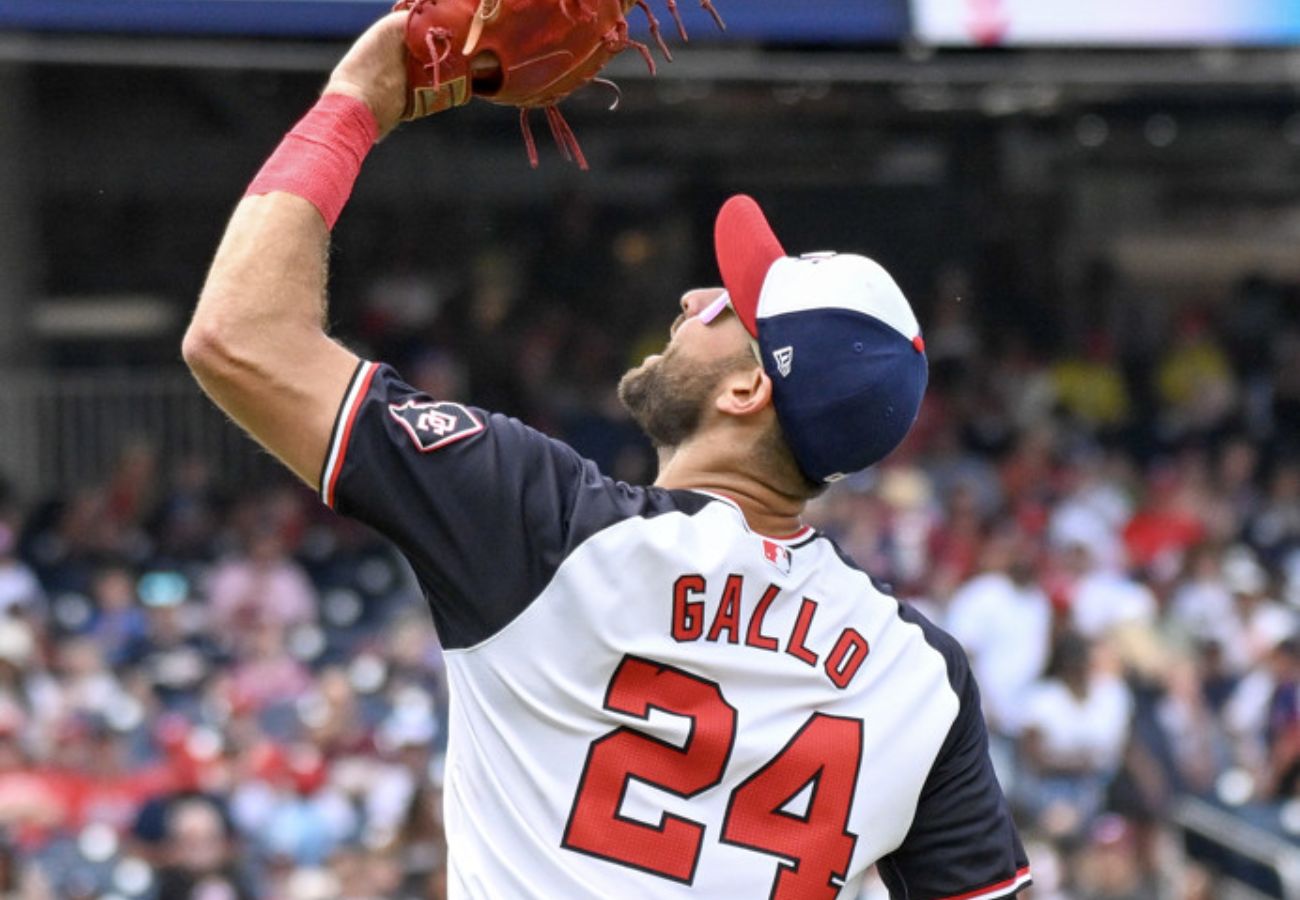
top-left (388, 400), bottom-right (485, 452)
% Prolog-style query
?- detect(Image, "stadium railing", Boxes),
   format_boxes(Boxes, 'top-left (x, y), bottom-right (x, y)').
top-left (0, 368), bottom-right (278, 498)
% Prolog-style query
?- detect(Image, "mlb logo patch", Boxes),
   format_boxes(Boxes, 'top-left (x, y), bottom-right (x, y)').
top-left (389, 400), bottom-right (485, 452)
top-left (762, 540), bottom-right (792, 576)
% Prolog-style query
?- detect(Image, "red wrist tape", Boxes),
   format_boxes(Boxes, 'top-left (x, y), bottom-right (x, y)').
top-left (245, 93), bottom-right (379, 230)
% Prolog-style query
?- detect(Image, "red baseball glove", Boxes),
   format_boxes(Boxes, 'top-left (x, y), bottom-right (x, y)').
top-left (392, 0), bottom-right (724, 169)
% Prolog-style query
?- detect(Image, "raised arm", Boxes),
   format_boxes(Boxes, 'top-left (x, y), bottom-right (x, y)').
top-left (182, 14), bottom-right (409, 487)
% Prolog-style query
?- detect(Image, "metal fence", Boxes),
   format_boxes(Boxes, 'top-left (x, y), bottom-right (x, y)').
top-left (1174, 796), bottom-right (1300, 900)
top-left (0, 368), bottom-right (283, 500)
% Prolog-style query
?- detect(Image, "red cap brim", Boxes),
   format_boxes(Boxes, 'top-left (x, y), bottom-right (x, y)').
top-left (714, 195), bottom-right (786, 338)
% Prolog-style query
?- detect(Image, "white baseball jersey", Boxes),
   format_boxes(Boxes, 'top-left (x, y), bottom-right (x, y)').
top-left (322, 361), bottom-right (1031, 900)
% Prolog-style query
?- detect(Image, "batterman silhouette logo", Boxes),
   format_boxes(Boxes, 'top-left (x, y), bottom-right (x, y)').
top-left (762, 540), bottom-right (792, 575)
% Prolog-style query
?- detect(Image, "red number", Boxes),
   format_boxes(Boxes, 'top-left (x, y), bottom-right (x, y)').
top-left (564, 657), bottom-right (863, 895)
top-left (722, 714), bottom-right (863, 899)
top-left (562, 656), bottom-right (737, 884)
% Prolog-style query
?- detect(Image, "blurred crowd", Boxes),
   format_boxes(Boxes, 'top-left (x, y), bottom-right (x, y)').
top-left (0, 463), bottom-right (447, 899)
top-left (1, 233), bottom-right (1299, 898)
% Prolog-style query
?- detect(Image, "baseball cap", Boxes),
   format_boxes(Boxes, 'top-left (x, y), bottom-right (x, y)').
top-left (714, 194), bottom-right (928, 483)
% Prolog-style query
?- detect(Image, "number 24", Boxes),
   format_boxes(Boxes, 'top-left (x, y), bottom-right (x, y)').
top-left (562, 656), bottom-right (863, 899)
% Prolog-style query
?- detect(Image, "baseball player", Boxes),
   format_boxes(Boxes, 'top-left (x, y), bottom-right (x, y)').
top-left (184, 14), bottom-right (1031, 899)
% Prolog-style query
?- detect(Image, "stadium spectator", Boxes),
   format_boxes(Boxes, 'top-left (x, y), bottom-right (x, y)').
top-left (0, 521), bottom-right (43, 617)
top-left (206, 527), bottom-right (318, 633)
top-left (1064, 543), bottom-right (1158, 643)
top-left (104, 442), bottom-right (160, 534)
top-left (0, 618), bottom-right (53, 733)
top-left (1050, 331), bottom-right (1132, 433)
top-left (946, 526), bottom-right (1052, 744)
top-left (1222, 547), bottom-right (1296, 670)
top-left (1016, 632), bottom-right (1134, 842)
top-left (1155, 309), bottom-right (1238, 444)
top-left (1121, 465), bottom-right (1207, 576)
top-left (1070, 814), bottom-right (1148, 900)
top-left (152, 456), bottom-right (222, 564)
top-left (1262, 637), bottom-right (1300, 799)
top-left (153, 797), bottom-right (255, 899)
top-left (236, 744), bottom-right (356, 867)
top-left (1246, 462), bottom-right (1300, 569)
top-left (87, 563), bottom-right (148, 668)
top-left (1269, 324), bottom-right (1300, 450)
top-left (122, 579), bottom-right (217, 712)
top-left (220, 621), bottom-right (313, 714)
top-left (1169, 544), bottom-right (1239, 658)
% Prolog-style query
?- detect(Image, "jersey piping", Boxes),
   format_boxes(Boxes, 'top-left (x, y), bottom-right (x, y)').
top-left (937, 866), bottom-right (1034, 900)
top-left (320, 359), bottom-right (379, 508)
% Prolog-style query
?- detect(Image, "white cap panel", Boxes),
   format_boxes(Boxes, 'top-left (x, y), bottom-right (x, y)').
top-left (755, 254), bottom-right (920, 339)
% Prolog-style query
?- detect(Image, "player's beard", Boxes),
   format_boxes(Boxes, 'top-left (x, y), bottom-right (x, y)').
top-left (618, 348), bottom-right (743, 450)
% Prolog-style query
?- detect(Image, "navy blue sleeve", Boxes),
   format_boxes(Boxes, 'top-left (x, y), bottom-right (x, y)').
top-left (877, 605), bottom-right (1031, 900)
top-left (319, 361), bottom-right (699, 649)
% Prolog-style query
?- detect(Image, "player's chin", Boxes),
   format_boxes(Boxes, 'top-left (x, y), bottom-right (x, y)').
top-left (616, 360), bottom-right (654, 417)
top-left (622, 352), bottom-right (662, 380)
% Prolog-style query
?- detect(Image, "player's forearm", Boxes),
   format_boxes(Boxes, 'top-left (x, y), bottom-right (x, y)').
top-left (186, 10), bottom-right (410, 382)
top-left (184, 190), bottom-right (343, 401)
top-left (188, 192), bottom-right (329, 352)
top-left (185, 79), bottom-right (384, 381)
top-left (184, 191), bottom-right (358, 485)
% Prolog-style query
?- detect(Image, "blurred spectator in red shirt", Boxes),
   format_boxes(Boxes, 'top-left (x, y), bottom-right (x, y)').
top-left (1123, 467), bottom-right (1206, 575)
top-left (105, 441), bottom-right (159, 532)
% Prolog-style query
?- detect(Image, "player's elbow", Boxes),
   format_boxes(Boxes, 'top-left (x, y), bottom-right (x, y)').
top-left (183, 319), bottom-right (215, 374)
top-left (182, 315), bottom-right (242, 385)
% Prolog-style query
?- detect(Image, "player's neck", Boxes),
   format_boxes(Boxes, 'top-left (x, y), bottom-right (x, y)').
top-left (654, 445), bottom-right (806, 537)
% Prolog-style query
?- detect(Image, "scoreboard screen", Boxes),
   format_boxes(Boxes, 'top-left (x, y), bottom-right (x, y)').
top-left (912, 0), bottom-right (1300, 46)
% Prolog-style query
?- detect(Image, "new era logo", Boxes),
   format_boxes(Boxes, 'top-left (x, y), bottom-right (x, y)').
top-left (389, 400), bottom-right (485, 452)
top-left (773, 346), bottom-right (794, 378)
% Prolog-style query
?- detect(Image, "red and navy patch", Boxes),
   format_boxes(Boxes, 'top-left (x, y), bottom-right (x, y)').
top-left (388, 400), bottom-right (485, 452)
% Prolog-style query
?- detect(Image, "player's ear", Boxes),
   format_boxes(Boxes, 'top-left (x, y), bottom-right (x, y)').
top-left (715, 364), bottom-right (771, 419)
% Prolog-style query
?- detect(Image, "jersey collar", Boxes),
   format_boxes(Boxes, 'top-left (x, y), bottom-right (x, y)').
top-left (689, 490), bottom-right (816, 545)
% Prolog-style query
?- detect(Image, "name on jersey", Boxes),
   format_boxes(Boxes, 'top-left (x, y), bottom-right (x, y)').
top-left (671, 574), bottom-right (870, 690)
